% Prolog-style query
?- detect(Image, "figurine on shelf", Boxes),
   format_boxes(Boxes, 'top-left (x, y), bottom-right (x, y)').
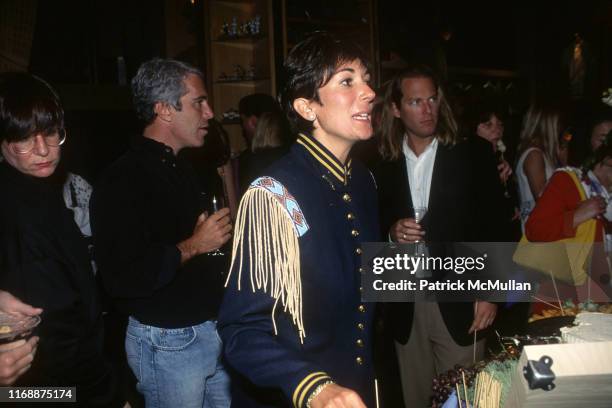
top-left (233, 64), bottom-right (245, 81)
top-left (238, 21), bottom-right (249, 37)
top-left (222, 108), bottom-right (240, 121)
top-left (252, 15), bottom-right (261, 36)
top-left (221, 22), bottom-right (229, 37)
top-left (245, 64), bottom-right (256, 80)
top-left (218, 16), bottom-right (263, 40)
top-left (246, 19), bottom-right (254, 36)
top-left (229, 17), bottom-right (238, 37)
top-left (218, 72), bottom-right (228, 82)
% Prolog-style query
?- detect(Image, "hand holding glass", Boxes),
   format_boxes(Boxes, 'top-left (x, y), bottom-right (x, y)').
top-left (208, 194), bottom-right (225, 256)
top-left (412, 206), bottom-right (427, 243)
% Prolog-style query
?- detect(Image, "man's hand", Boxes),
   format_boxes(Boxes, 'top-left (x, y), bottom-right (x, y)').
top-left (310, 383), bottom-right (366, 408)
top-left (177, 208), bottom-right (232, 263)
top-left (497, 160), bottom-right (512, 183)
top-left (0, 290), bottom-right (42, 385)
top-left (469, 300), bottom-right (497, 334)
top-left (390, 218), bottom-right (425, 243)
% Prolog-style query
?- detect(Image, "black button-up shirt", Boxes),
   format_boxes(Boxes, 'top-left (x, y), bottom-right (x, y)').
top-left (91, 137), bottom-right (225, 328)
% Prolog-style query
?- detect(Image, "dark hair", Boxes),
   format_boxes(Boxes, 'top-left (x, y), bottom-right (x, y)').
top-left (588, 103), bottom-right (612, 129)
top-left (378, 64), bottom-right (458, 160)
top-left (131, 58), bottom-right (204, 125)
top-left (587, 103), bottom-right (612, 141)
top-left (585, 129), bottom-right (612, 170)
top-left (462, 99), bottom-right (505, 138)
top-left (280, 32), bottom-right (370, 134)
top-left (238, 93), bottom-right (280, 118)
top-left (0, 72), bottom-right (64, 143)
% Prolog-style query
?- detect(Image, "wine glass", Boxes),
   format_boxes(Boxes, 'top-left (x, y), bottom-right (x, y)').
top-left (412, 206), bottom-right (428, 256)
top-left (200, 192), bottom-right (226, 257)
top-left (413, 206), bottom-right (428, 238)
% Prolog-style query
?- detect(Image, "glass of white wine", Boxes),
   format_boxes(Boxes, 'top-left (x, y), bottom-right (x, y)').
top-left (412, 206), bottom-right (428, 256)
top-left (200, 192), bottom-right (226, 257)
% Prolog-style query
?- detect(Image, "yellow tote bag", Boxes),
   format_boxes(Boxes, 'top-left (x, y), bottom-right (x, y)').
top-left (512, 170), bottom-right (597, 285)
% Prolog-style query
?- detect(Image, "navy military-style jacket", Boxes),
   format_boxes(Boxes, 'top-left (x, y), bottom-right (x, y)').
top-left (218, 133), bottom-right (379, 407)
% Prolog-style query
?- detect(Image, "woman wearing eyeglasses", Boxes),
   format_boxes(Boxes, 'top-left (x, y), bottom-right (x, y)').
top-left (0, 73), bottom-right (123, 407)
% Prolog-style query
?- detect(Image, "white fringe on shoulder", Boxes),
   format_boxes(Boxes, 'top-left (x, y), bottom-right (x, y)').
top-left (225, 187), bottom-right (305, 343)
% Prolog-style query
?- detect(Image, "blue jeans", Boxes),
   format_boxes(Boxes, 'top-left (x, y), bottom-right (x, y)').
top-left (125, 318), bottom-right (231, 408)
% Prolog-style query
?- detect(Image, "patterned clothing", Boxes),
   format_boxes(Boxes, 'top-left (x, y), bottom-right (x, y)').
top-left (218, 133), bottom-right (379, 407)
top-left (63, 173), bottom-right (93, 237)
top-left (526, 167), bottom-right (612, 302)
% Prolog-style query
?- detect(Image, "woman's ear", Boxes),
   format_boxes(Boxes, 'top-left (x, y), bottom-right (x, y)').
top-left (293, 98), bottom-right (316, 122)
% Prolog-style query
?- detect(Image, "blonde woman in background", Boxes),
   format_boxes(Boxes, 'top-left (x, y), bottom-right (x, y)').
top-left (515, 104), bottom-right (564, 230)
top-left (238, 110), bottom-right (291, 194)
top-left (251, 111), bottom-right (290, 151)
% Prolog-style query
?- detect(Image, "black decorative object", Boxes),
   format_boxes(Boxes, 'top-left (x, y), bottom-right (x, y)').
top-left (523, 355), bottom-right (556, 391)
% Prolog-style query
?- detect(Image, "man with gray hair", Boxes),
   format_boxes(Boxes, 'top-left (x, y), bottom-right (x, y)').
top-left (91, 58), bottom-right (232, 407)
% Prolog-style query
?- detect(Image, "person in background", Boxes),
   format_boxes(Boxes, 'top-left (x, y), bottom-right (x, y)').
top-left (464, 104), bottom-right (529, 336)
top-left (587, 104), bottom-right (612, 152)
top-left (238, 93), bottom-right (283, 146)
top-left (584, 104), bottom-right (612, 258)
top-left (181, 118), bottom-right (237, 218)
top-left (473, 107), bottom-right (512, 181)
top-left (0, 72), bottom-right (122, 406)
top-left (515, 103), bottom-right (563, 230)
top-left (0, 290), bottom-right (41, 386)
top-left (373, 65), bottom-right (498, 408)
top-left (91, 58), bottom-right (232, 408)
top-left (465, 103), bottom-right (521, 241)
top-left (238, 110), bottom-right (291, 194)
top-left (526, 132), bottom-right (612, 302)
top-left (237, 93), bottom-right (287, 192)
top-left (219, 32), bottom-right (378, 408)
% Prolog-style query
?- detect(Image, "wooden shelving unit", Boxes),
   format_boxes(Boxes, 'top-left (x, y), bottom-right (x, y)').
top-left (280, 0), bottom-right (379, 85)
top-left (204, 0), bottom-right (276, 155)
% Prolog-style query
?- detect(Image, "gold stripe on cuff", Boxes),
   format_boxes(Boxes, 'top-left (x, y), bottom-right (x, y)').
top-left (292, 371), bottom-right (329, 408)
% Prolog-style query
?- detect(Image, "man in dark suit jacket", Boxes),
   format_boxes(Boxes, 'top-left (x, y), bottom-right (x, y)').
top-left (372, 65), bottom-right (498, 408)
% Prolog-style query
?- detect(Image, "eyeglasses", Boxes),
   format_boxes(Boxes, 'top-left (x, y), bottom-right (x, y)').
top-left (10, 129), bottom-right (67, 155)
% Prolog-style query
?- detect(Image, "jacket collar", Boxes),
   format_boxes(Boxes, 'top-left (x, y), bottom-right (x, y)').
top-left (296, 133), bottom-right (352, 185)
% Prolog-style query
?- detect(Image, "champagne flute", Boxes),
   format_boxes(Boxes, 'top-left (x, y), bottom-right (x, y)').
top-left (413, 206), bottom-right (428, 238)
top-left (412, 206), bottom-right (428, 256)
top-left (199, 192), bottom-right (226, 257)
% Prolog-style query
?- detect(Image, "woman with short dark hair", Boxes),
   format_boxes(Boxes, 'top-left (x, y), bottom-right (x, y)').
top-left (219, 33), bottom-right (378, 408)
top-left (0, 72), bottom-right (122, 407)
top-left (586, 103), bottom-right (612, 152)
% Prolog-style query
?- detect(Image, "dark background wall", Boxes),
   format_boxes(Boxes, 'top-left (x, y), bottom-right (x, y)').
top-left (3, 0), bottom-right (612, 178)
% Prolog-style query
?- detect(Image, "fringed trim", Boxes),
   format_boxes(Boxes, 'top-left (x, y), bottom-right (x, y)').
top-left (225, 186), bottom-right (305, 343)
